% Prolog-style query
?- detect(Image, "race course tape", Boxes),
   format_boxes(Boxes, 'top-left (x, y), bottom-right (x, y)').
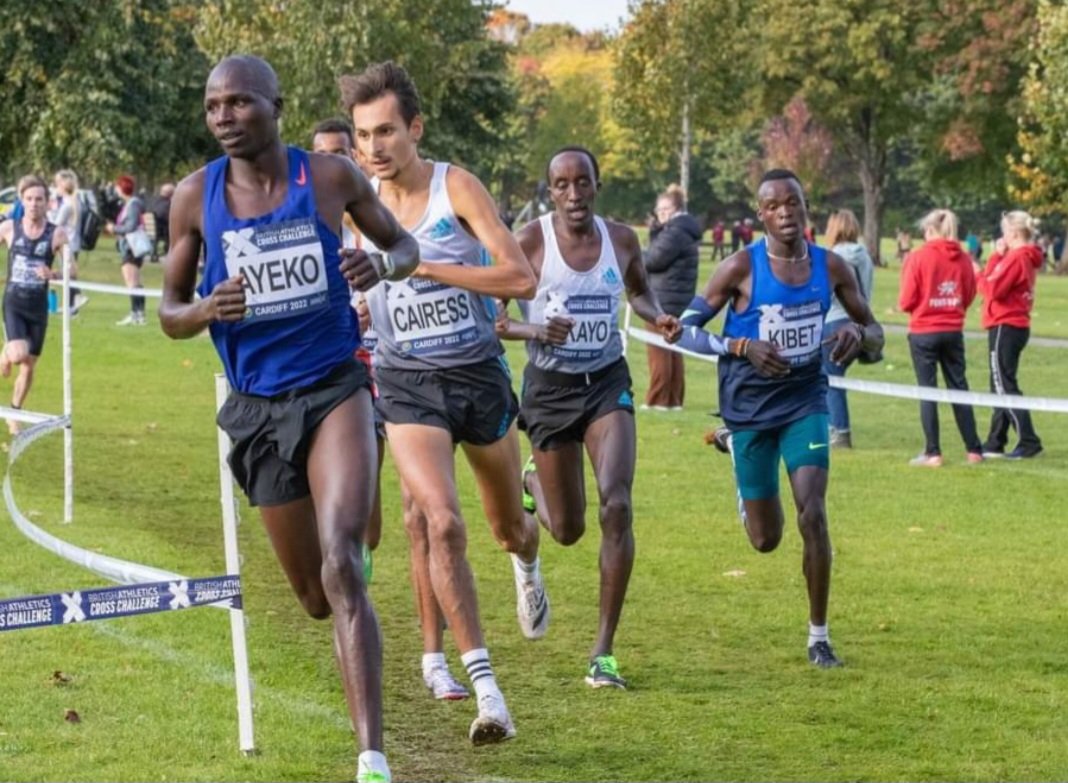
top-left (49, 280), bottom-right (163, 298)
top-left (626, 327), bottom-right (1068, 414)
top-left (0, 575), bottom-right (242, 633)
top-left (4, 417), bottom-right (237, 606)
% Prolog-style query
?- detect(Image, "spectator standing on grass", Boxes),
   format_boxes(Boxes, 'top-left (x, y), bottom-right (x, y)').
top-left (712, 219), bottom-right (726, 260)
top-left (52, 169), bottom-right (88, 314)
top-left (977, 210), bottom-right (1044, 460)
top-left (898, 208), bottom-right (984, 467)
top-left (151, 183), bottom-right (175, 261)
top-left (640, 184), bottom-right (700, 411)
top-left (821, 209), bottom-right (873, 449)
top-left (109, 175), bottom-right (149, 326)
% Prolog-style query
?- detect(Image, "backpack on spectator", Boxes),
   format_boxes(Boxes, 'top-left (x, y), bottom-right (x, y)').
top-left (77, 191), bottom-right (103, 251)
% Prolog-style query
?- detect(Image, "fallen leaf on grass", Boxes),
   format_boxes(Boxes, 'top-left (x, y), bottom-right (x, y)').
top-left (51, 671), bottom-right (72, 686)
top-left (181, 359), bottom-right (194, 369)
top-left (63, 709), bottom-right (80, 723)
top-left (145, 422), bottom-right (158, 432)
top-left (908, 526), bottom-right (923, 533)
top-left (722, 569), bottom-right (747, 578)
top-left (28, 510), bottom-right (42, 518)
top-left (126, 439), bottom-right (139, 446)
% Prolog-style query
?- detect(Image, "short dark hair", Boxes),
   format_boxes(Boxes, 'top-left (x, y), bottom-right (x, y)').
top-left (338, 61), bottom-right (422, 126)
top-left (759, 168), bottom-right (802, 187)
top-left (312, 118), bottom-right (354, 146)
top-left (546, 145), bottom-right (600, 183)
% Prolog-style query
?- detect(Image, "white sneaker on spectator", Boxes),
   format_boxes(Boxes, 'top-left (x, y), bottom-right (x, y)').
top-left (115, 313), bottom-right (137, 326)
top-left (71, 294), bottom-right (89, 316)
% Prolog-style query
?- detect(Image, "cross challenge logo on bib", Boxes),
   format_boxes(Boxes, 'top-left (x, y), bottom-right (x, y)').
top-left (758, 301), bottom-right (823, 366)
top-left (222, 217), bottom-right (329, 323)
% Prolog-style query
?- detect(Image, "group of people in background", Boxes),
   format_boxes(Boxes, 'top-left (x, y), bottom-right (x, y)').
top-left (899, 208), bottom-right (1044, 463)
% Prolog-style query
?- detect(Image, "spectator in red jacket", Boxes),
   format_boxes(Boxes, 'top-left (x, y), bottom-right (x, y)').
top-left (977, 210), bottom-right (1044, 459)
top-left (898, 208), bottom-right (983, 466)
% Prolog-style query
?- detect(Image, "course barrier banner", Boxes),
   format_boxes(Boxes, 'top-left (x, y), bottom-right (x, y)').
top-left (0, 574), bottom-right (242, 633)
top-left (625, 326), bottom-right (1068, 413)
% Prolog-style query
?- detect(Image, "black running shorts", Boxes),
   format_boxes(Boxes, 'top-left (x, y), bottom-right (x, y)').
top-left (216, 359), bottom-right (372, 507)
top-left (519, 358), bottom-right (634, 451)
top-left (375, 357), bottom-right (518, 446)
top-left (3, 298), bottom-right (48, 356)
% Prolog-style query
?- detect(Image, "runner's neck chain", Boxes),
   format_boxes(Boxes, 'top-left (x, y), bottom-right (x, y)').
top-left (765, 237), bottom-right (809, 264)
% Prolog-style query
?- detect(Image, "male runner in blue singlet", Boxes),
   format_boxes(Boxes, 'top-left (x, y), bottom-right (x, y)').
top-left (160, 56), bottom-right (419, 783)
top-left (677, 169), bottom-right (884, 668)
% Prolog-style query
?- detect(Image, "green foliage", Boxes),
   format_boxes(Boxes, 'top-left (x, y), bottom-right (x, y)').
top-left (0, 0), bottom-right (213, 184)
top-left (613, 0), bottom-right (752, 184)
top-left (193, 0), bottom-right (514, 181)
top-left (1011, 0), bottom-right (1068, 215)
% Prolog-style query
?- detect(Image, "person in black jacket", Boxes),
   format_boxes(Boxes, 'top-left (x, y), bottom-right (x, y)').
top-left (641, 184), bottom-right (701, 410)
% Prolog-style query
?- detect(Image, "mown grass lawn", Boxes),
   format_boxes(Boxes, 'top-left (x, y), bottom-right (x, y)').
top-left (0, 246), bottom-right (1065, 782)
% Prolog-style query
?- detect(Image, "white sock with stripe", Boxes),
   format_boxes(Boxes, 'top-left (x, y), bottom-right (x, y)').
top-left (461, 647), bottom-right (502, 703)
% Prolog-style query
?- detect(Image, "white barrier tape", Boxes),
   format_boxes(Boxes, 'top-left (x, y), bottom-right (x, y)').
top-left (49, 280), bottom-right (163, 298)
top-left (3, 417), bottom-right (200, 589)
top-left (0, 405), bottom-right (60, 425)
top-left (625, 326), bottom-right (1068, 413)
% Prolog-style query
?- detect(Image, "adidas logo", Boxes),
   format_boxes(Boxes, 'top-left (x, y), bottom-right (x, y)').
top-left (603, 267), bottom-right (620, 285)
top-left (427, 217), bottom-right (454, 240)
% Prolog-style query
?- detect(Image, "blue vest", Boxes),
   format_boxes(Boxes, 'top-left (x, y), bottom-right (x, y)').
top-left (199, 146), bottom-right (358, 396)
top-left (718, 239), bottom-right (831, 430)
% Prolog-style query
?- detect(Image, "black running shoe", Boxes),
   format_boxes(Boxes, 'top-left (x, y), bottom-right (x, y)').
top-left (808, 640), bottom-right (842, 668)
top-left (1006, 445), bottom-right (1043, 460)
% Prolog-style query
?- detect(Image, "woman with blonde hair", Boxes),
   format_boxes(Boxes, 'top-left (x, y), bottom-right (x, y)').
top-left (898, 208), bottom-right (983, 466)
top-left (52, 170), bottom-right (87, 314)
top-left (977, 210), bottom-right (1044, 458)
top-left (821, 208), bottom-right (873, 448)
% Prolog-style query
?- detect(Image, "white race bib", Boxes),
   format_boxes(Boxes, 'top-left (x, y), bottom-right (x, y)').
top-left (758, 302), bottom-right (823, 365)
top-left (549, 293), bottom-right (615, 362)
top-left (385, 274), bottom-right (479, 355)
top-left (222, 217), bottom-right (329, 322)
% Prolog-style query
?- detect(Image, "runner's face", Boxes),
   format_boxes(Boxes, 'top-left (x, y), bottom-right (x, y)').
top-left (204, 69), bottom-right (279, 159)
top-left (547, 152), bottom-right (598, 230)
top-left (20, 186), bottom-right (47, 221)
top-left (312, 132), bottom-right (354, 159)
top-left (756, 178), bottom-right (807, 244)
top-left (351, 93), bottom-right (422, 181)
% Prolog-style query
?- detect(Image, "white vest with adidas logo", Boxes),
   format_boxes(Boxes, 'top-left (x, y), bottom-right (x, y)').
top-left (525, 213), bottom-right (624, 373)
top-left (364, 162), bottom-right (501, 370)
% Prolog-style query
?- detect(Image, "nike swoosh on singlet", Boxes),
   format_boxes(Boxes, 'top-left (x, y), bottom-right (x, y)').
top-left (295, 163), bottom-right (307, 186)
top-left (808, 442), bottom-right (828, 450)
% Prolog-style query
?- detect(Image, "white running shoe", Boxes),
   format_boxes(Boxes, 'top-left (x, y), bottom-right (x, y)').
top-left (468, 692), bottom-right (516, 745)
top-left (115, 313), bottom-right (137, 326)
top-left (133, 312), bottom-right (146, 326)
top-left (514, 567), bottom-right (550, 640)
top-left (71, 294), bottom-right (90, 316)
top-left (423, 666), bottom-right (469, 701)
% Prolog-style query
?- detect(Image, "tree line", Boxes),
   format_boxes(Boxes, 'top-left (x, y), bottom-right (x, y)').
top-left (2, 0), bottom-right (1064, 261)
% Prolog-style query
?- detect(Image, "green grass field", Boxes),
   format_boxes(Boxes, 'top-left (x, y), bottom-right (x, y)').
top-left (1, 246), bottom-right (1066, 782)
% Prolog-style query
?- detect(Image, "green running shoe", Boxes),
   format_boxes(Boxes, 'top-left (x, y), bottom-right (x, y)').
top-left (356, 772), bottom-right (390, 783)
top-left (361, 542), bottom-right (373, 585)
top-left (521, 455), bottom-right (537, 514)
top-left (585, 654), bottom-right (626, 689)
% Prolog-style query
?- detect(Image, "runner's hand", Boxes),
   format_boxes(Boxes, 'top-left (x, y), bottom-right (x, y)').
top-left (208, 275), bottom-right (246, 322)
top-left (340, 248), bottom-right (382, 291)
top-left (355, 296), bottom-right (372, 334)
top-left (825, 322), bottom-right (862, 364)
top-left (656, 313), bottom-right (682, 344)
top-left (539, 315), bottom-right (574, 345)
top-left (746, 339), bottom-right (789, 378)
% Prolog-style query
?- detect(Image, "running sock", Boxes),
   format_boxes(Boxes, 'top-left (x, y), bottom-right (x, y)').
top-left (422, 652), bottom-right (446, 676)
top-left (510, 553), bottom-right (540, 582)
top-left (808, 623), bottom-right (829, 647)
top-left (461, 648), bottom-right (502, 702)
top-left (357, 750), bottom-right (390, 780)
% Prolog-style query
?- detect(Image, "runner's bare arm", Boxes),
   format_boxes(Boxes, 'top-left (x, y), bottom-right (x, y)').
top-left (338, 157), bottom-right (418, 283)
top-left (411, 167), bottom-right (536, 300)
top-left (159, 172), bottom-right (246, 338)
top-left (495, 222), bottom-right (572, 344)
top-left (825, 251), bottom-right (883, 363)
top-left (614, 223), bottom-right (680, 343)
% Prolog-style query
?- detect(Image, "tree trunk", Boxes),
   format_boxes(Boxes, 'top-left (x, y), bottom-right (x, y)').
top-left (678, 98), bottom-right (692, 206)
top-left (857, 148), bottom-right (886, 266)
